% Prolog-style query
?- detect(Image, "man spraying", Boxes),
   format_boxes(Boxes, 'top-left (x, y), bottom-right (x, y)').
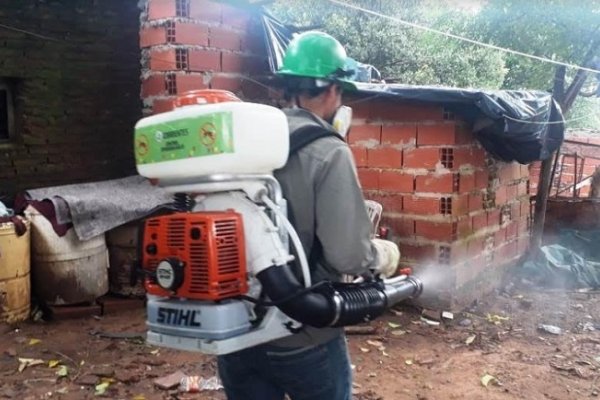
top-left (217, 31), bottom-right (401, 400)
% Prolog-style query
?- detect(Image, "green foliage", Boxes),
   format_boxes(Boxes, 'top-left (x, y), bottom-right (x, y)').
top-left (268, 0), bottom-right (600, 128)
top-left (472, 0), bottom-right (600, 90)
top-left (268, 0), bottom-right (507, 88)
top-left (566, 97), bottom-right (600, 129)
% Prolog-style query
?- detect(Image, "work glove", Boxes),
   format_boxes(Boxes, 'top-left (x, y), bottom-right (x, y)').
top-left (371, 238), bottom-right (400, 278)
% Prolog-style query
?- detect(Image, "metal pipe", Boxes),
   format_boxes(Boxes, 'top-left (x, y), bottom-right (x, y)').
top-left (549, 149), bottom-right (561, 197)
top-left (564, 139), bottom-right (600, 150)
top-left (554, 154), bottom-right (565, 198)
top-left (574, 155), bottom-right (578, 198)
top-left (556, 173), bottom-right (595, 195)
top-left (577, 157), bottom-right (586, 197)
top-left (383, 276), bottom-right (423, 305)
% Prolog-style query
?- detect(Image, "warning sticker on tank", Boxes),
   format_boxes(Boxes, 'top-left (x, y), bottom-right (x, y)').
top-left (134, 112), bottom-right (234, 164)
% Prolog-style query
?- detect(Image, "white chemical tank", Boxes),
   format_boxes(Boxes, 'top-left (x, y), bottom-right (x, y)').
top-left (134, 90), bottom-right (289, 183)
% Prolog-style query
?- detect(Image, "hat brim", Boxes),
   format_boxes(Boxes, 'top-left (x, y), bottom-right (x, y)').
top-left (276, 71), bottom-right (358, 92)
top-left (338, 79), bottom-right (358, 92)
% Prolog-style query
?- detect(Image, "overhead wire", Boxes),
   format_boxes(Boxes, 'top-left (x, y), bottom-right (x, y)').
top-left (324, 0), bottom-right (600, 126)
top-left (3, 1), bottom-right (599, 76)
top-left (6, 2), bottom-right (594, 125)
top-left (0, 22), bottom-right (64, 42)
top-left (504, 114), bottom-right (596, 125)
top-left (326, 0), bottom-right (600, 75)
top-left (143, 54), bottom-right (600, 126)
top-left (5, 1), bottom-right (598, 75)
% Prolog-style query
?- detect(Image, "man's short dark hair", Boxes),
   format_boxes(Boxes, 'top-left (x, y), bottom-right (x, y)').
top-left (282, 77), bottom-right (340, 101)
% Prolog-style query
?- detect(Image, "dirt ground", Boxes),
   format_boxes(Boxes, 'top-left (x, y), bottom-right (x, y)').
top-left (2, 284), bottom-right (600, 400)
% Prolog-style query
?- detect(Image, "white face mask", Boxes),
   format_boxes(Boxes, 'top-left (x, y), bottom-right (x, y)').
top-left (331, 105), bottom-right (353, 138)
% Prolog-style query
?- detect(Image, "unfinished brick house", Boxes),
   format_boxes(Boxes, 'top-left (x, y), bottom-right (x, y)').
top-left (530, 129), bottom-right (600, 198)
top-left (137, 0), bottom-right (541, 307)
top-left (345, 97), bottom-right (530, 305)
top-left (529, 130), bottom-right (600, 236)
top-left (2, 0), bottom-right (548, 308)
top-left (139, 0), bottom-right (270, 114)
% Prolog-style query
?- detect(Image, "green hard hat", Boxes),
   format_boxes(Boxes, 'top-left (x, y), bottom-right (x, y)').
top-left (278, 31), bottom-right (357, 90)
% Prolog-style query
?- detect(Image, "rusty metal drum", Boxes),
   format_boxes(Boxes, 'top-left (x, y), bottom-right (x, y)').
top-left (106, 222), bottom-right (145, 297)
top-left (26, 208), bottom-right (108, 305)
top-left (0, 217), bottom-right (31, 323)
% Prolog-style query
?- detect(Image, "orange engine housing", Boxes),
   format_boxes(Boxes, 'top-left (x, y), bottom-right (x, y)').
top-left (141, 211), bottom-right (248, 301)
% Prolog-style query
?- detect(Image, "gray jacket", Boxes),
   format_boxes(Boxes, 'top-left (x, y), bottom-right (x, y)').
top-left (272, 108), bottom-right (380, 348)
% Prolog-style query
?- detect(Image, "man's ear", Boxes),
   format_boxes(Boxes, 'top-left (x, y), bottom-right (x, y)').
top-left (323, 84), bottom-right (339, 102)
top-left (328, 84), bottom-right (342, 96)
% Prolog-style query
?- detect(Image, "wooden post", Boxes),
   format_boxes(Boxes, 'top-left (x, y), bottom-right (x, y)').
top-left (529, 39), bottom-right (599, 256)
top-left (530, 153), bottom-right (556, 252)
top-left (548, 150), bottom-right (561, 198)
top-left (573, 155), bottom-right (578, 198)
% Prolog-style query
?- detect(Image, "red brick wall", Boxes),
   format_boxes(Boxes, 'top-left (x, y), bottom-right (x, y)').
top-left (545, 198), bottom-right (600, 234)
top-left (0, 1), bottom-right (141, 204)
top-left (140, 0), bottom-right (270, 115)
top-left (347, 97), bottom-right (531, 296)
top-left (529, 133), bottom-right (600, 197)
top-left (139, 2), bottom-right (531, 306)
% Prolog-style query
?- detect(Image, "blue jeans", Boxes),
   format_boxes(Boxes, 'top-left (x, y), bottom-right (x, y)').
top-left (217, 335), bottom-right (352, 400)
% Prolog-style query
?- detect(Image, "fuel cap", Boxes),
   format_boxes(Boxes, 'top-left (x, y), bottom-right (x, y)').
top-left (155, 258), bottom-right (185, 291)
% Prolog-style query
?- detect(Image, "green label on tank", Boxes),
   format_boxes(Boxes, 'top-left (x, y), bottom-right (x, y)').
top-left (134, 112), bottom-right (234, 165)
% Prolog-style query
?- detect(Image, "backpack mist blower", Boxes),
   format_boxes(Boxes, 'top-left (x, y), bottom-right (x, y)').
top-left (133, 90), bottom-right (423, 355)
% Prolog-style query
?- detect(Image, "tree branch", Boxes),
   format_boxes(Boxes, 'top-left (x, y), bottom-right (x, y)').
top-left (553, 66), bottom-right (566, 104)
top-left (579, 85), bottom-right (598, 97)
top-left (563, 70), bottom-right (589, 112)
top-left (561, 38), bottom-right (600, 112)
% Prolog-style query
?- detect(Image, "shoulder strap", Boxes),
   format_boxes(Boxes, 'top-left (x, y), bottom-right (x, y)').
top-left (289, 125), bottom-right (344, 156)
top-left (285, 125), bottom-right (343, 277)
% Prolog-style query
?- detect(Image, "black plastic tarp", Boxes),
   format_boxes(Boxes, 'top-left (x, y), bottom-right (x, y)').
top-left (519, 229), bottom-right (600, 289)
top-left (261, 13), bottom-right (565, 164)
top-left (521, 244), bottom-right (600, 289)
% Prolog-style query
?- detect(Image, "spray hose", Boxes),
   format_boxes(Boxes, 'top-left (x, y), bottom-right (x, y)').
top-left (257, 192), bottom-right (423, 328)
top-left (255, 263), bottom-right (423, 328)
